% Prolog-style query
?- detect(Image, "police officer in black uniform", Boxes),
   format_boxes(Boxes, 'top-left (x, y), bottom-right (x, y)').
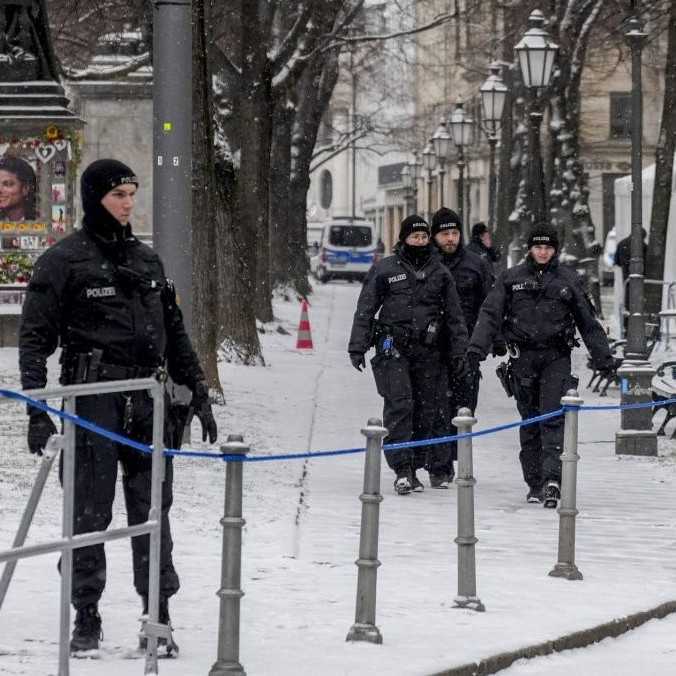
top-left (348, 215), bottom-right (469, 494)
top-left (431, 208), bottom-right (496, 486)
top-left (19, 159), bottom-right (217, 654)
top-left (466, 224), bottom-right (614, 508)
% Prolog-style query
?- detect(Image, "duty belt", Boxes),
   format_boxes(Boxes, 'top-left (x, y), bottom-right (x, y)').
top-left (63, 349), bottom-right (159, 384)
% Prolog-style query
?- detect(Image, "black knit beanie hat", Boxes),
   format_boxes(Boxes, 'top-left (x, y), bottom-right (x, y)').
top-left (527, 223), bottom-right (559, 251)
top-left (431, 207), bottom-right (462, 237)
top-left (471, 222), bottom-right (488, 240)
top-left (81, 159), bottom-right (138, 217)
top-left (398, 214), bottom-right (430, 242)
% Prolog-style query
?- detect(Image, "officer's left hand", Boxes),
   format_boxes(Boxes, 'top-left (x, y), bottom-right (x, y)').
top-left (191, 381), bottom-right (218, 444)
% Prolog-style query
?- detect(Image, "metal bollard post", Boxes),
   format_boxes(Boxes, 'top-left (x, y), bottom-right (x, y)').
top-left (210, 434), bottom-right (249, 676)
top-left (453, 407), bottom-right (485, 612)
top-left (549, 389), bottom-right (584, 581)
top-left (346, 418), bottom-right (387, 645)
top-left (59, 396), bottom-right (76, 676)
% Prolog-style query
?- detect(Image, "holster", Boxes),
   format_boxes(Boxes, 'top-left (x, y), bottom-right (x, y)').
top-left (373, 321), bottom-right (411, 352)
top-left (166, 402), bottom-right (193, 448)
top-left (495, 361), bottom-right (514, 398)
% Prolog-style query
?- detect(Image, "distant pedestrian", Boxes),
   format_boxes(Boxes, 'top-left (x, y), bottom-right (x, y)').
top-left (614, 228), bottom-right (648, 312)
top-left (348, 214), bottom-right (469, 494)
top-left (466, 222), bottom-right (501, 275)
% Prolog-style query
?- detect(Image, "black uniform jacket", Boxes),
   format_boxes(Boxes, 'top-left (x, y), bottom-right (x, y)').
top-left (466, 238), bottom-right (501, 265)
top-left (469, 256), bottom-right (610, 365)
top-left (440, 244), bottom-right (493, 336)
top-left (348, 245), bottom-right (468, 357)
top-left (19, 226), bottom-right (204, 390)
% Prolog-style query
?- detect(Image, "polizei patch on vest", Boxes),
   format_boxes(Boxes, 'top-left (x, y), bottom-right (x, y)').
top-left (86, 286), bottom-right (116, 299)
top-left (388, 273), bottom-right (407, 284)
top-left (511, 282), bottom-right (527, 292)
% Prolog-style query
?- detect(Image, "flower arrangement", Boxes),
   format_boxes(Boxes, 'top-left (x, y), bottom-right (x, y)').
top-left (0, 253), bottom-right (34, 284)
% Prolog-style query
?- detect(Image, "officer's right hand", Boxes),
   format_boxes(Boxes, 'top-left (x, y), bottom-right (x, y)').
top-left (350, 352), bottom-right (366, 372)
top-left (27, 411), bottom-right (57, 456)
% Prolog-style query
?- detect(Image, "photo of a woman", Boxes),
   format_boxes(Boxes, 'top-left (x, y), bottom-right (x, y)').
top-left (0, 157), bottom-right (37, 222)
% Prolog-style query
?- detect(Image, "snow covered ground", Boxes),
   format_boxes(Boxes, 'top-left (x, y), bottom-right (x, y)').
top-left (1, 281), bottom-right (676, 675)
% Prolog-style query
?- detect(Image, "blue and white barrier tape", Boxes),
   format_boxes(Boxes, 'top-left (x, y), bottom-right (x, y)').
top-left (1, 388), bottom-right (675, 463)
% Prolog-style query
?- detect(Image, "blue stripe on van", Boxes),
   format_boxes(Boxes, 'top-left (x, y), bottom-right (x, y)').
top-left (325, 248), bottom-right (376, 265)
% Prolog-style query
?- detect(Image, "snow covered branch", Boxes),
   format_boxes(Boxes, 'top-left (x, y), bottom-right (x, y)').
top-left (63, 51), bottom-right (150, 81)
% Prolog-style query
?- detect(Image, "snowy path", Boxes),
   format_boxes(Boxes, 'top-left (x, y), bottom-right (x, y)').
top-left (1, 281), bottom-right (676, 675)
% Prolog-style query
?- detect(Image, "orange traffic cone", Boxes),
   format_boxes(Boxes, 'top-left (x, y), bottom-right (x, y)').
top-left (296, 299), bottom-right (314, 350)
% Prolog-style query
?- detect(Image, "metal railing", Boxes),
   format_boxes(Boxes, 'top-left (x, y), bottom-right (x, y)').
top-left (0, 377), bottom-right (166, 676)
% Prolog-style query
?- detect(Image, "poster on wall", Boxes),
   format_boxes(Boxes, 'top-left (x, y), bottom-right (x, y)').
top-left (0, 125), bottom-right (79, 290)
top-left (0, 156), bottom-right (38, 222)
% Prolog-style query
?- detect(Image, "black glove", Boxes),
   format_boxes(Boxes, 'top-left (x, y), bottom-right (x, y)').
top-left (466, 350), bottom-right (482, 375)
top-left (597, 356), bottom-right (622, 378)
top-left (449, 355), bottom-right (469, 380)
top-left (27, 410), bottom-right (57, 456)
top-left (191, 381), bottom-right (218, 444)
top-left (350, 352), bottom-right (366, 372)
top-left (492, 340), bottom-right (508, 357)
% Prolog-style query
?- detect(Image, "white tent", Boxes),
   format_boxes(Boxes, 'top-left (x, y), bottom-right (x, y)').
top-left (614, 155), bottom-right (676, 319)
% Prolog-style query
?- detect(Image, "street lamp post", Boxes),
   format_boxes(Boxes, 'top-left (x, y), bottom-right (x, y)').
top-left (432, 118), bottom-right (452, 208)
top-left (400, 163), bottom-right (414, 215)
top-left (449, 102), bottom-right (474, 232)
top-left (479, 63), bottom-right (508, 231)
top-left (422, 140), bottom-right (436, 222)
top-left (515, 9), bottom-right (558, 227)
top-left (409, 150), bottom-right (423, 214)
top-left (615, 5), bottom-right (657, 457)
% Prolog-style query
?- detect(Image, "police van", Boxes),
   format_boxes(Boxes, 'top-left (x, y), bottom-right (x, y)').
top-left (315, 219), bottom-right (379, 283)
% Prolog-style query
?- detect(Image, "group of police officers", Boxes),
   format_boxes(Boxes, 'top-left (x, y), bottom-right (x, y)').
top-left (349, 209), bottom-right (616, 508)
top-left (15, 156), bottom-right (617, 656)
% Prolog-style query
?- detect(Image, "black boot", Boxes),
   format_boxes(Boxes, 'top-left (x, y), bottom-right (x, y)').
top-left (70, 603), bottom-right (102, 653)
top-left (139, 595), bottom-right (179, 656)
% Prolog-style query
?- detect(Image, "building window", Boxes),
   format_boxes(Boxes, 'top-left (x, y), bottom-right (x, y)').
top-left (319, 169), bottom-right (333, 209)
top-left (609, 93), bottom-right (632, 140)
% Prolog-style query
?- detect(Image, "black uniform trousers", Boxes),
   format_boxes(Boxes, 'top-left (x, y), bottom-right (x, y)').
top-left (61, 390), bottom-right (179, 610)
top-left (442, 369), bottom-right (480, 471)
top-left (370, 346), bottom-right (449, 473)
top-left (509, 346), bottom-right (573, 490)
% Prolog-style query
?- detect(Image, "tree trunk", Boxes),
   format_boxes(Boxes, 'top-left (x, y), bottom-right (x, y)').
top-left (214, 161), bottom-right (264, 364)
top-left (288, 51), bottom-right (340, 298)
top-left (646, 2), bottom-right (676, 314)
top-left (191, 0), bottom-right (220, 389)
top-left (238, 0), bottom-right (274, 323)
top-left (270, 94), bottom-right (295, 289)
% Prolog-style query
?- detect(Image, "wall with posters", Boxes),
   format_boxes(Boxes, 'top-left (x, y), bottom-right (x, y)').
top-left (0, 125), bottom-right (79, 293)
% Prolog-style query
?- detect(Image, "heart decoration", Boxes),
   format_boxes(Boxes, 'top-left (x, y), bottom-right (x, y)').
top-left (0, 143), bottom-right (8, 157)
top-left (35, 142), bottom-right (56, 164)
top-left (54, 139), bottom-right (68, 152)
